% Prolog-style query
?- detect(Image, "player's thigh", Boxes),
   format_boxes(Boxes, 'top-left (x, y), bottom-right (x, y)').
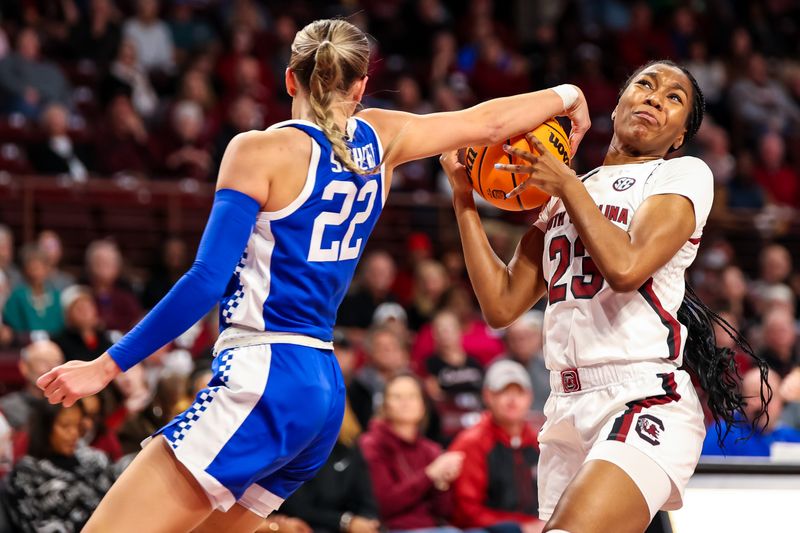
top-left (83, 436), bottom-right (213, 533)
top-left (544, 459), bottom-right (651, 533)
top-left (192, 503), bottom-right (265, 533)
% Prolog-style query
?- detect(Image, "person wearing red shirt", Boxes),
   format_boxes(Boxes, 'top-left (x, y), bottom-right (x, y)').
top-left (449, 360), bottom-right (542, 533)
top-left (360, 374), bottom-right (463, 532)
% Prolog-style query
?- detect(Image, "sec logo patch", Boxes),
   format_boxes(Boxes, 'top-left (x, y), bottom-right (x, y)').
top-left (613, 177), bottom-right (635, 191)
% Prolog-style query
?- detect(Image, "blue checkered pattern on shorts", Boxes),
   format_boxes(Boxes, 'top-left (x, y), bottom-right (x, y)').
top-left (168, 388), bottom-right (218, 449)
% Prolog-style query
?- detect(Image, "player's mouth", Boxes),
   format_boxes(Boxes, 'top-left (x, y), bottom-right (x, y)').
top-left (632, 110), bottom-right (659, 126)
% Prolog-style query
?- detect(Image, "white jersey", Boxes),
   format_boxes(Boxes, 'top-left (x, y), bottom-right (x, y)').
top-left (534, 156), bottom-right (714, 371)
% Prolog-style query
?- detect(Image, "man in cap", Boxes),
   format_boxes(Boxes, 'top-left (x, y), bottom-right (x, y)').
top-left (448, 360), bottom-right (542, 533)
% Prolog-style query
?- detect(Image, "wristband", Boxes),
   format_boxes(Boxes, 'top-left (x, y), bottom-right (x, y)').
top-left (551, 84), bottom-right (579, 111)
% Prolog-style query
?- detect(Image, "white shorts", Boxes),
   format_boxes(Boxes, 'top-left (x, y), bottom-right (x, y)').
top-left (537, 362), bottom-right (705, 520)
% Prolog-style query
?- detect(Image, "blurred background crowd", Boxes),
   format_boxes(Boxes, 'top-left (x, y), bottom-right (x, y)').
top-left (0, 0), bottom-right (798, 532)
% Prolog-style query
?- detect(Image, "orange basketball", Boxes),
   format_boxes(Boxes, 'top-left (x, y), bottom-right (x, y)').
top-left (464, 118), bottom-right (571, 211)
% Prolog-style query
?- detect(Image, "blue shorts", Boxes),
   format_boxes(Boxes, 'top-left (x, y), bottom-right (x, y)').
top-left (151, 330), bottom-right (345, 517)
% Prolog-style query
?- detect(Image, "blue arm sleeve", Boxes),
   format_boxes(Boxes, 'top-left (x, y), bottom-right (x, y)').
top-left (108, 189), bottom-right (260, 371)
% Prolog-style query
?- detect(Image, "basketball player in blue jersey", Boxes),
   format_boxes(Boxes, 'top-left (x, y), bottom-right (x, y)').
top-left (36, 19), bottom-right (591, 533)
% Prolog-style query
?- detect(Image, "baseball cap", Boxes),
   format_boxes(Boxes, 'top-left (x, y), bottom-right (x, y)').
top-left (484, 360), bottom-right (532, 392)
top-left (372, 302), bottom-right (408, 326)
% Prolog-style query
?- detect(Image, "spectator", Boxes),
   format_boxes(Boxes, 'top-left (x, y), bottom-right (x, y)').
top-left (360, 374), bottom-right (462, 532)
top-left (168, 0), bottom-right (217, 65)
top-left (392, 233), bottom-right (435, 307)
top-left (351, 326), bottom-right (411, 430)
top-left (729, 54), bottom-right (800, 139)
top-left (406, 259), bottom-right (450, 331)
top-left (0, 225), bottom-right (23, 289)
top-left (338, 251), bottom-right (398, 330)
top-left (0, 340), bottom-right (64, 431)
top-left (499, 311), bottom-right (549, 412)
top-left (117, 374), bottom-right (186, 455)
top-left (104, 38), bottom-right (159, 119)
top-left (702, 368), bottom-right (800, 456)
top-left (38, 230), bottom-right (75, 292)
top-left (424, 310), bottom-right (483, 443)
top-left (141, 237), bottom-right (189, 309)
top-left (615, 2), bottom-right (674, 72)
top-left (84, 240), bottom-right (142, 332)
top-left (758, 309), bottom-right (798, 378)
top-left (6, 400), bottom-right (114, 532)
top-left (28, 102), bottom-right (90, 180)
top-left (157, 100), bottom-right (212, 180)
top-left (78, 394), bottom-right (122, 462)
top-left (449, 360), bottom-right (541, 532)
top-left (211, 95), bottom-right (263, 171)
top-left (176, 68), bottom-right (217, 117)
top-left (123, 0), bottom-right (175, 75)
top-left (53, 285), bottom-right (114, 362)
top-left (684, 40), bottom-right (727, 117)
top-left (3, 244), bottom-right (64, 336)
top-left (0, 270), bottom-right (14, 348)
top-left (753, 132), bottom-right (799, 208)
top-left (0, 27), bottom-right (71, 118)
top-left (0, 411), bottom-right (12, 477)
top-left (94, 94), bottom-right (153, 175)
top-left (69, 0), bottom-right (122, 67)
top-left (727, 151), bottom-right (766, 209)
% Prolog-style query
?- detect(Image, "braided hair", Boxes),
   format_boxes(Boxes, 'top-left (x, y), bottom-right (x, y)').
top-left (289, 19), bottom-right (375, 175)
top-left (620, 61), bottom-right (771, 445)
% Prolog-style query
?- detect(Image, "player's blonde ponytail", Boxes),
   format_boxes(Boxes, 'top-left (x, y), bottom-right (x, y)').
top-left (290, 19), bottom-right (374, 175)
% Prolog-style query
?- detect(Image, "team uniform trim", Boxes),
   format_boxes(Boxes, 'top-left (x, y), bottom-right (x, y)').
top-left (638, 278), bottom-right (682, 360)
top-left (607, 372), bottom-right (681, 442)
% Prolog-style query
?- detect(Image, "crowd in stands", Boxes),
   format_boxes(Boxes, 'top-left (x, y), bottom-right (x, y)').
top-left (0, 0), bottom-right (798, 532)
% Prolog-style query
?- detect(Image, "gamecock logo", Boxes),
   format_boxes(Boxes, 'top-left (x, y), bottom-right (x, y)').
top-left (636, 414), bottom-right (664, 445)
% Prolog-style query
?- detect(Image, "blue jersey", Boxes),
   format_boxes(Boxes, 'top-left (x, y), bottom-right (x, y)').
top-left (219, 117), bottom-right (386, 341)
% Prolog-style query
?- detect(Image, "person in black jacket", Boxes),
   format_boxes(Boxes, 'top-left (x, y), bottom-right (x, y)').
top-left (53, 285), bottom-right (113, 362)
top-left (28, 103), bottom-right (91, 180)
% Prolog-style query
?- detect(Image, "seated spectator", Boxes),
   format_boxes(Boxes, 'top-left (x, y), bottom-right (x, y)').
top-left (0, 411), bottom-right (12, 477)
top-left (168, 1), bottom-right (217, 66)
top-left (0, 340), bottom-right (64, 431)
top-left (104, 37), bottom-right (159, 119)
top-left (758, 309), bottom-right (798, 378)
top-left (424, 310), bottom-right (484, 443)
top-left (0, 27), bottom-right (71, 118)
top-left (780, 367), bottom-right (800, 429)
top-left (0, 225), bottom-right (22, 289)
top-left (94, 94), bottom-right (153, 175)
top-left (449, 360), bottom-right (541, 532)
top-left (729, 54), bottom-right (800, 139)
top-left (3, 244), bottom-right (64, 336)
top-left (6, 400), bottom-right (114, 532)
top-left (84, 240), bottom-right (142, 332)
top-left (53, 285), bottom-right (114, 362)
top-left (498, 311), bottom-right (549, 412)
top-left (141, 237), bottom-right (189, 309)
top-left (68, 0), bottom-right (122, 67)
top-left (351, 326), bottom-right (411, 430)
top-left (38, 230), bottom-right (75, 292)
top-left (702, 368), bottom-right (800, 456)
top-left (212, 95), bottom-right (263, 172)
top-left (753, 132), bottom-right (799, 208)
top-left (157, 100), bottom-right (212, 180)
top-left (117, 374), bottom-right (187, 455)
top-left (338, 251), bottom-right (398, 331)
top-left (78, 394), bottom-right (122, 462)
top-left (726, 151), bottom-right (766, 209)
top-left (412, 287), bottom-right (504, 368)
top-left (392, 233), bottom-right (435, 308)
top-left (28, 102), bottom-right (90, 180)
top-left (406, 259), bottom-right (450, 331)
top-left (360, 374), bottom-right (462, 532)
top-left (123, 0), bottom-right (175, 75)
top-left (283, 337), bottom-right (380, 533)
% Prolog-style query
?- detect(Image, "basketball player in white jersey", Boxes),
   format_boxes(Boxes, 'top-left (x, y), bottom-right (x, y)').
top-left (36, 19), bottom-right (592, 533)
top-left (441, 60), bottom-right (769, 533)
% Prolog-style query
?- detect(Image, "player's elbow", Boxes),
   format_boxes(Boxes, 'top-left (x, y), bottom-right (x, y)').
top-left (469, 107), bottom-right (505, 145)
top-left (604, 270), bottom-right (645, 293)
top-left (482, 306), bottom-right (516, 330)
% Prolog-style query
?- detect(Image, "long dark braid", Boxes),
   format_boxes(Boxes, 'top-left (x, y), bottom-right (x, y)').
top-left (678, 284), bottom-right (772, 445)
top-left (619, 61), bottom-right (771, 445)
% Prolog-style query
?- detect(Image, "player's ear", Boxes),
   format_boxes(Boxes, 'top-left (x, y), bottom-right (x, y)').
top-left (611, 105), bottom-right (617, 122)
top-left (352, 76), bottom-right (368, 103)
top-left (672, 130), bottom-right (686, 151)
top-left (285, 68), bottom-right (297, 97)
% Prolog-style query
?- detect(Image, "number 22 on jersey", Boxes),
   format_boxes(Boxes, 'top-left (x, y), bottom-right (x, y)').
top-left (308, 179), bottom-right (378, 262)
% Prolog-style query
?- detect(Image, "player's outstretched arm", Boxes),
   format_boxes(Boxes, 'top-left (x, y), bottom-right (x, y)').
top-left (37, 132), bottom-right (277, 406)
top-left (439, 151), bottom-right (546, 328)
top-left (359, 85), bottom-right (590, 169)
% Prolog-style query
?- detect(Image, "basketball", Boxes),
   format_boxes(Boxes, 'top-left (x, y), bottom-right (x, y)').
top-left (464, 119), bottom-right (571, 211)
